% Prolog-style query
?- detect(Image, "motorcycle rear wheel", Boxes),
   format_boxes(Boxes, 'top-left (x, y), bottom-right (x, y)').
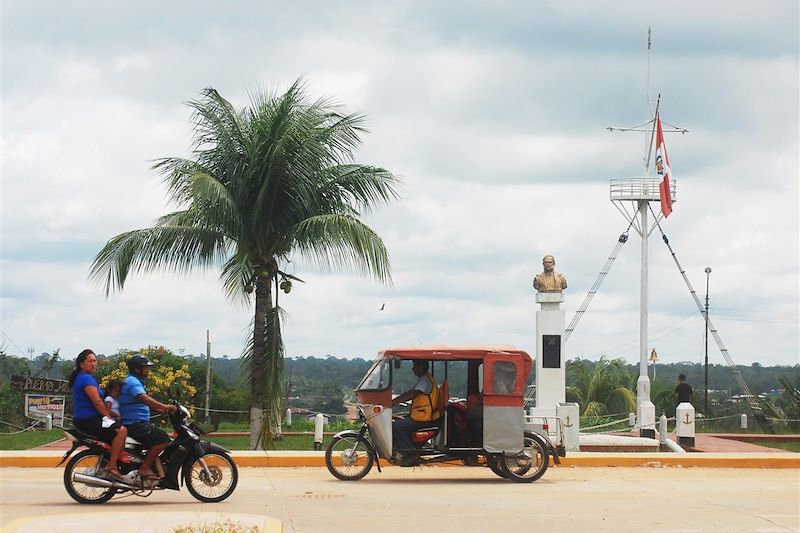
top-left (325, 434), bottom-right (374, 481)
top-left (63, 450), bottom-right (116, 504)
top-left (185, 452), bottom-right (238, 503)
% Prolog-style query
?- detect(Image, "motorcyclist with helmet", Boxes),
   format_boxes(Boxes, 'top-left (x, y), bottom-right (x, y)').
top-left (119, 354), bottom-right (178, 479)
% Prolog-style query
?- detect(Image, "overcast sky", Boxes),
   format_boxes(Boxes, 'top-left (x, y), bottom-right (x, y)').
top-left (2, 1), bottom-right (798, 371)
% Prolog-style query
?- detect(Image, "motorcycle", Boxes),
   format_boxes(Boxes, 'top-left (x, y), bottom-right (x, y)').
top-left (59, 402), bottom-right (238, 504)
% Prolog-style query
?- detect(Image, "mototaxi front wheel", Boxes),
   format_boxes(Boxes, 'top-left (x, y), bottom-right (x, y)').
top-left (63, 449), bottom-right (116, 504)
top-left (185, 452), bottom-right (238, 503)
top-left (500, 432), bottom-right (549, 483)
top-left (325, 434), bottom-right (374, 481)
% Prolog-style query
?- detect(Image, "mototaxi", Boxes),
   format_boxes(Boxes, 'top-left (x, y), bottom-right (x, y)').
top-left (325, 345), bottom-right (563, 482)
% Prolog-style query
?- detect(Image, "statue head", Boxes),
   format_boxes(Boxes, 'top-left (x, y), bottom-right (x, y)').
top-left (542, 255), bottom-right (555, 272)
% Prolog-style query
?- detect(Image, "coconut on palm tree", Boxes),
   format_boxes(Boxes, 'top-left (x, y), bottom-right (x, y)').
top-left (90, 80), bottom-right (400, 449)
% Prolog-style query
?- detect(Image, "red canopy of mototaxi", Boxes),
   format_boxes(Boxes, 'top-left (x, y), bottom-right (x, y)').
top-left (377, 344), bottom-right (532, 365)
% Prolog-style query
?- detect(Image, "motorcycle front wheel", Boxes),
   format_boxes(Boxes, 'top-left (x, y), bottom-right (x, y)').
top-left (325, 434), bottom-right (374, 481)
top-left (184, 452), bottom-right (238, 502)
top-left (63, 450), bottom-right (116, 504)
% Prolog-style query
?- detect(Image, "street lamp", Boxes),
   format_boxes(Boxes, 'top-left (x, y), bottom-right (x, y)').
top-left (704, 267), bottom-right (712, 415)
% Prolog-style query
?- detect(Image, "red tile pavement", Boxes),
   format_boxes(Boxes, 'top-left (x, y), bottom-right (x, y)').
top-left (689, 433), bottom-right (791, 453)
top-left (33, 438), bottom-right (72, 451)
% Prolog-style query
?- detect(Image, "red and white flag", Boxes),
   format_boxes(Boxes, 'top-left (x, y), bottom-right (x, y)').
top-left (655, 112), bottom-right (673, 217)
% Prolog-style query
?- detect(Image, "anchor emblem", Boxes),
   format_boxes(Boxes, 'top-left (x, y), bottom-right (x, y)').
top-left (683, 413), bottom-right (694, 425)
top-left (563, 416), bottom-right (573, 428)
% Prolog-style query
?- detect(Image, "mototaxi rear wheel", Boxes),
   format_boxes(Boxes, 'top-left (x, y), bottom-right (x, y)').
top-left (500, 432), bottom-right (549, 483)
top-left (486, 455), bottom-right (509, 478)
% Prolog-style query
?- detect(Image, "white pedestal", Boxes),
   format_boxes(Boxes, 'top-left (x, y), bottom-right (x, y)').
top-left (535, 292), bottom-right (566, 409)
top-left (676, 402), bottom-right (696, 446)
top-left (557, 402), bottom-right (580, 452)
top-left (638, 401), bottom-right (656, 439)
top-left (637, 375), bottom-right (655, 438)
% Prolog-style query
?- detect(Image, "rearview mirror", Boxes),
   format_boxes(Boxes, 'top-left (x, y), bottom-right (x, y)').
top-left (393, 356), bottom-right (402, 369)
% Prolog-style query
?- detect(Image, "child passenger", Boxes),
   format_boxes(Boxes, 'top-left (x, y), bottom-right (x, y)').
top-left (104, 379), bottom-right (122, 422)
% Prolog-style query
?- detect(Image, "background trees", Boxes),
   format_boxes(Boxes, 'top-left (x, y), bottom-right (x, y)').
top-left (93, 347), bottom-right (197, 399)
top-left (565, 357), bottom-right (637, 417)
top-left (89, 81), bottom-right (399, 448)
top-left (0, 347), bottom-right (797, 432)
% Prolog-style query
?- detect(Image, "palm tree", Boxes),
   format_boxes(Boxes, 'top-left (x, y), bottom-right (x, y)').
top-left (650, 377), bottom-right (681, 418)
top-left (565, 357), bottom-right (637, 418)
top-left (90, 80), bottom-right (400, 448)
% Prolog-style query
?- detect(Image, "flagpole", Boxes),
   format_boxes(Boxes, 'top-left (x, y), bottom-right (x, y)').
top-left (644, 28), bottom-right (652, 176)
top-left (637, 34), bottom-right (658, 439)
top-left (644, 95), bottom-right (661, 175)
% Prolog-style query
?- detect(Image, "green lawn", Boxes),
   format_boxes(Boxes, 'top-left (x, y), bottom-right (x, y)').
top-left (0, 429), bottom-right (65, 450)
top-left (0, 426), bottom-right (342, 451)
top-left (749, 440), bottom-right (800, 453)
top-left (2, 428), bottom-right (797, 453)
top-left (210, 434), bottom-right (335, 451)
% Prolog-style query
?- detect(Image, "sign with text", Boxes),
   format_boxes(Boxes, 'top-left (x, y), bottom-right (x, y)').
top-left (11, 375), bottom-right (70, 394)
top-left (25, 394), bottom-right (66, 427)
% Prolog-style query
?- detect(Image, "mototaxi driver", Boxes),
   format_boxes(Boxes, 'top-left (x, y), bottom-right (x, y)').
top-left (391, 360), bottom-right (440, 462)
top-left (119, 355), bottom-right (178, 479)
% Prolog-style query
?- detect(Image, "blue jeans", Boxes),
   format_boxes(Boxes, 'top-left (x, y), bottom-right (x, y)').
top-left (393, 416), bottom-right (432, 453)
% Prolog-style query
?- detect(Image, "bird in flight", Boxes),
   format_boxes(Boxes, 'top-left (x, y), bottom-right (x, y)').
top-left (379, 303), bottom-right (385, 311)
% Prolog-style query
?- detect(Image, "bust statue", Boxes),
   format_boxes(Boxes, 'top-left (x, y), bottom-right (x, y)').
top-left (533, 254), bottom-right (567, 293)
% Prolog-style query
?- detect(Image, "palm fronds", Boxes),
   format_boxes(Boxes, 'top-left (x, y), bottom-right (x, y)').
top-left (90, 78), bottom-right (399, 449)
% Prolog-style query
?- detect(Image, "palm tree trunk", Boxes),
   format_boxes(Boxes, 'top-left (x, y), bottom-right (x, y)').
top-left (250, 271), bottom-right (271, 449)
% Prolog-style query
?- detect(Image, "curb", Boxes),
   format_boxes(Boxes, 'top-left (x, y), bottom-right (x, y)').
top-left (557, 452), bottom-right (800, 468)
top-left (1, 450), bottom-right (798, 469)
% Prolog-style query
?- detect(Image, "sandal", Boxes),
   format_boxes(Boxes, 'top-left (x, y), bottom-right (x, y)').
top-left (103, 467), bottom-right (126, 481)
top-left (137, 469), bottom-right (161, 480)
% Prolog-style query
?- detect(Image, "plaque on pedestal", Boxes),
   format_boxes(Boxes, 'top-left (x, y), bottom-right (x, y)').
top-left (542, 335), bottom-right (561, 368)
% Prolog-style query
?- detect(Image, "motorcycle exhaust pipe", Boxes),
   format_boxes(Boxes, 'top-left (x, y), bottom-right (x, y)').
top-left (73, 472), bottom-right (137, 490)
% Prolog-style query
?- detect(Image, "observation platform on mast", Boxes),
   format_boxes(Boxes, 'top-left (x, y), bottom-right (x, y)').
top-left (609, 177), bottom-right (676, 202)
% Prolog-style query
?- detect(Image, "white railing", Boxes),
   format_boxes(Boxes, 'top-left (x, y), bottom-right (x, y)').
top-left (524, 415), bottom-right (564, 445)
top-left (609, 177), bottom-right (676, 201)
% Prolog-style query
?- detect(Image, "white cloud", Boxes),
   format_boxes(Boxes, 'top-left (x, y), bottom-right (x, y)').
top-left (1, 1), bottom-right (797, 372)
top-left (114, 54), bottom-right (152, 73)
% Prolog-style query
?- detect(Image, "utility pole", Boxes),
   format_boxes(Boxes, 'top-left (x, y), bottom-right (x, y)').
top-left (205, 330), bottom-right (212, 422)
top-left (284, 364), bottom-right (292, 412)
top-left (703, 267), bottom-right (712, 414)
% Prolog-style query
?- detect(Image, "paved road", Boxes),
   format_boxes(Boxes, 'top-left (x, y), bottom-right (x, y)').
top-left (1, 465), bottom-right (798, 532)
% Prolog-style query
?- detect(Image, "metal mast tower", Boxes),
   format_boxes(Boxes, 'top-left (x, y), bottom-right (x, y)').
top-left (609, 175), bottom-right (675, 437)
top-left (607, 29), bottom-right (685, 438)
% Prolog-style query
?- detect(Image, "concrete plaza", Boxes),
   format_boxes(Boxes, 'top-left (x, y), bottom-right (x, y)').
top-left (1, 464), bottom-right (798, 532)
